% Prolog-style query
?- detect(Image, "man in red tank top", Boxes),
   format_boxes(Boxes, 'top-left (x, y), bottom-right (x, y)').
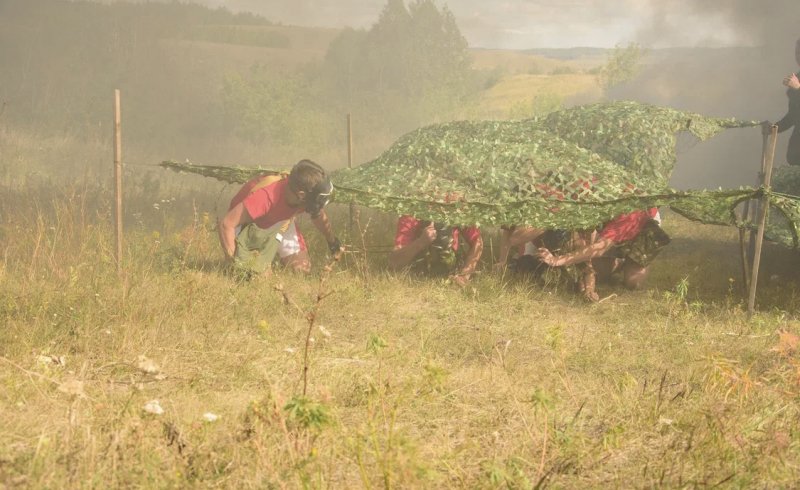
top-left (536, 208), bottom-right (667, 292)
top-left (388, 215), bottom-right (483, 287)
top-left (218, 160), bottom-right (341, 276)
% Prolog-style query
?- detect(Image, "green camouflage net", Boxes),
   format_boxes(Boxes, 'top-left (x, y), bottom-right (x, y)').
top-left (160, 101), bottom-right (800, 249)
top-left (541, 101), bottom-right (756, 182)
top-left (773, 166), bottom-right (800, 195)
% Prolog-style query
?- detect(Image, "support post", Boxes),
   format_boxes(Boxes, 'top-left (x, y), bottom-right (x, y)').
top-left (347, 113), bottom-right (355, 235)
top-left (747, 125), bottom-right (778, 318)
top-left (747, 131), bottom-right (770, 265)
top-left (738, 217), bottom-right (750, 294)
top-left (114, 89), bottom-right (123, 273)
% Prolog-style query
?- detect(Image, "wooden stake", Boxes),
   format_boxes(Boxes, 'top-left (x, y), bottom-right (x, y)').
top-left (739, 130), bottom-right (770, 293)
top-left (738, 219), bottom-right (750, 294)
top-left (114, 89), bottom-right (123, 273)
top-left (347, 113), bottom-right (355, 235)
top-left (747, 131), bottom-right (770, 264)
top-left (747, 125), bottom-right (778, 318)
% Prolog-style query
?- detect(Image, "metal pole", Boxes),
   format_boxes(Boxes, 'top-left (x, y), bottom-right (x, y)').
top-left (114, 89), bottom-right (123, 273)
top-left (747, 125), bottom-right (778, 318)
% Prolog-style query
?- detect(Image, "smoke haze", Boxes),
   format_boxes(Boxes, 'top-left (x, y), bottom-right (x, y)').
top-left (4, 0), bottom-right (799, 190)
top-left (613, 0), bottom-right (800, 188)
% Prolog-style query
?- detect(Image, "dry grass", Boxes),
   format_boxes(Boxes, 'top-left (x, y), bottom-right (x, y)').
top-left (474, 73), bottom-right (602, 119)
top-left (1, 168), bottom-right (800, 488)
top-left (470, 49), bottom-right (602, 75)
top-left (468, 49), bottom-right (603, 119)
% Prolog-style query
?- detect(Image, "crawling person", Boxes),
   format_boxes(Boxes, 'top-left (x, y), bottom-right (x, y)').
top-left (218, 159), bottom-right (341, 277)
top-left (494, 226), bottom-right (599, 299)
top-left (536, 209), bottom-right (669, 300)
top-left (388, 216), bottom-right (483, 287)
top-left (494, 226), bottom-right (571, 275)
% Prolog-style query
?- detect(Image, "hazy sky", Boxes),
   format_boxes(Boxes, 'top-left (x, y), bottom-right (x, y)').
top-left (165, 0), bottom-right (758, 49)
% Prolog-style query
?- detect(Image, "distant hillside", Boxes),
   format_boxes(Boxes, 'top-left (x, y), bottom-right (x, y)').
top-left (470, 48), bottom-right (590, 75)
top-left (178, 24), bottom-right (341, 55)
top-left (474, 73), bottom-right (601, 119)
top-left (468, 48), bottom-right (604, 118)
top-left (523, 46), bottom-right (609, 61)
top-left (164, 24), bottom-right (342, 77)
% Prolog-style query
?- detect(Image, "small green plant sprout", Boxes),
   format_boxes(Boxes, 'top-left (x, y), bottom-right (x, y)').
top-left (546, 324), bottom-right (564, 351)
top-left (482, 460), bottom-right (509, 486)
top-left (664, 276), bottom-right (690, 305)
top-left (423, 362), bottom-right (449, 392)
top-left (675, 276), bottom-right (690, 303)
top-left (483, 458), bottom-right (532, 489)
top-left (527, 388), bottom-right (554, 412)
top-left (367, 333), bottom-right (388, 355)
top-left (284, 396), bottom-right (332, 432)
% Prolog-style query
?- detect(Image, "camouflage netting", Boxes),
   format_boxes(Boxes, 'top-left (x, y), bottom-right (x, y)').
top-left (160, 101), bottom-right (800, 250)
top-left (541, 102), bottom-right (754, 182)
top-left (773, 165), bottom-right (800, 196)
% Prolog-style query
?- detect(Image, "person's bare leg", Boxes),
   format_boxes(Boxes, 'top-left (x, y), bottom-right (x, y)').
top-left (564, 230), bottom-right (597, 301)
top-left (622, 262), bottom-right (649, 289)
top-left (580, 261), bottom-right (599, 302)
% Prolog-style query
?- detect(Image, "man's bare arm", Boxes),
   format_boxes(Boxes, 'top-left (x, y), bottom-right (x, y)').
top-left (537, 237), bottom-right (614, 267)
top-left (495, 227), bottom-right (544, 268)
top-left (310, 209), bottom-right (337, 246)
top-left (458, 235), bottom-right (483, 278)
top-left (218, 202), bottom-right (252, 260)
top-left (387, 223), bottom-right (436, 270)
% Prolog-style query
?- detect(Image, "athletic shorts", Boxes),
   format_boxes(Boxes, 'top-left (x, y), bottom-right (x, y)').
top-left (234, 219), bottom-right (305, 274)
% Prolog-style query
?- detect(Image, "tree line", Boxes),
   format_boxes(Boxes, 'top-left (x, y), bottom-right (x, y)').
top-left (0, 0), bottom-right (484, 165)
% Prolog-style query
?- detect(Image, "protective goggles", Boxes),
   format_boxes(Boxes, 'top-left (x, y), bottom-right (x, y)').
top-left (305, 179), bottom-right (333, 218)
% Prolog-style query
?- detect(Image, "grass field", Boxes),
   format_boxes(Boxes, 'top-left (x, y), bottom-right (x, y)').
top-left (1, 15), bottom-right (797, 486)
top-left (474, 73), bottom-right (602, 119)
top-left (1, 170), bottom-right (800, 488)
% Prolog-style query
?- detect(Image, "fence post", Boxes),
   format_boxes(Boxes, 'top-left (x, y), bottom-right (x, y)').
top-left (747, 125), bottom-right (778, 318)
top-left (347, 113), bottom-right (356, 235)
top-left (114, 89), bottom-right (123, 273)
top-left (739, 131), bottom-right (770, 293)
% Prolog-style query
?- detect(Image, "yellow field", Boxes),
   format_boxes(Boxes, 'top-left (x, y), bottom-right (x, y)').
top-left (474, 73), bottom-right (602, 119)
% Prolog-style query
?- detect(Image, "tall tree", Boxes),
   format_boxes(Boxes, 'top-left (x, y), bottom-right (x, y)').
top-left (322, 0), bottom-right (473, 132)
top-left (365, 0), bottom-right (413, 94)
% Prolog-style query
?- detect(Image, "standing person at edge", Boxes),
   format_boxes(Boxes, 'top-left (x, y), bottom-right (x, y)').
top-left (219, 159), bottom-right (341, 276)
top-left (535, 208), bottom-right (669, 295)
top-left (388, 216), bottom-right (483, 287)
top-left (766, 37), bottom-right (800, 165)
